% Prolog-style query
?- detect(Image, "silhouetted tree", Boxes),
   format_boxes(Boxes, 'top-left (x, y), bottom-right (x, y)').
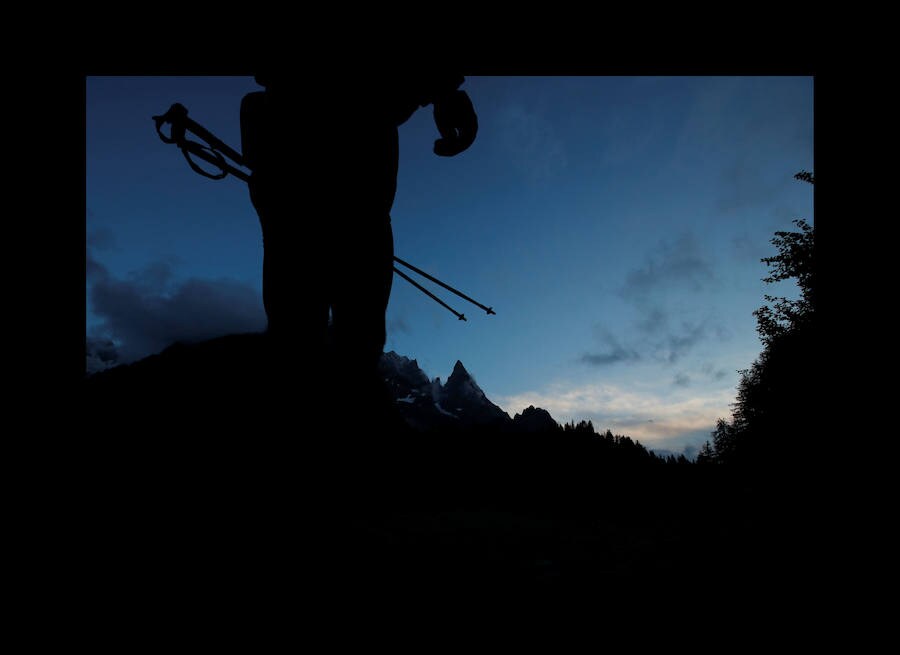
top-left (708, 172), bottom-right (815, 467)
top-left (696, 441), bottom-right (716, 464)
top-left (794, 170), bottom-right (814, 185)
top-left (710, 419), bottom-right (738, 462)
top-left (752, 218), bottom-right (814, 347)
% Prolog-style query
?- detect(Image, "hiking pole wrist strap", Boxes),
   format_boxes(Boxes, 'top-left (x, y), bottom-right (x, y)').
top-left (152, 103), bottom-right (233, 181)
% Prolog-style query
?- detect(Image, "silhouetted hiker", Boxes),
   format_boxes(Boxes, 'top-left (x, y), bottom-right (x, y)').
top-left (240, 72), bottom-right (477, 388)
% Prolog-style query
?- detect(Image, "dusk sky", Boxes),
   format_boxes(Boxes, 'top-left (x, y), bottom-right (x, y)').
top-left (86, 75), bottom-right (813, 455)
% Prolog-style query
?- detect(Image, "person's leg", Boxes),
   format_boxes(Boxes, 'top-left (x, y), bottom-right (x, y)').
top-left (330, 220), bottom-right (394, 375)
top-left (328, 124), bottom-right (399, 377)
top-left (253, 192), bottom-right (330, 368)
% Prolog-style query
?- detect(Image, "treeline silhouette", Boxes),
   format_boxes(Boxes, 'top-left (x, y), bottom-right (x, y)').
top-left (378, 418), bottom-right (692, 509)
top-left (560, 420), bottom-right (692, 465)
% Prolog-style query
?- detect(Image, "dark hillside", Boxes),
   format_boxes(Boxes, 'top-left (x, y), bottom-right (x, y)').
top-left (80, 334), bottom-right (768, 605)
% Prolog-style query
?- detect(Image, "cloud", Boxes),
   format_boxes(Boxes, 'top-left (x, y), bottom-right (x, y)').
top-left (634, 309), bottom-right (714, 361)
top-left (497, 381), bottom-right (734, 452)
top-left (619, 233), bottom-right (715, 301)
top-left (86, 336), bottom-right (120, 374)
top-left (635, 307), bottom-right (668, 335)
top-left (580, 350), bottom-right (639, 367)
top-left (658, 321), bottom-right (707, 364)
top-left (580, 234), bottom-right (722, 367)
top-left (87, 252), bottom-right (266, 364)
top-left (387, 316), bottom-right (411, 335)
top-left (580, 329), bottom-right (641, 367)
top-left (673, 372), bottom-right (691, 387)
top-left (701, 362), bottom-right (728, 381)
top-left (583, 318), bottom-right (708, 368)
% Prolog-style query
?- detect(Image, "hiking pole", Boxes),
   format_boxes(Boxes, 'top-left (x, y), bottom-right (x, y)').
top-left (393, 268), bottom-right (466, 321)
top-left (152, 103), bottom-right (495, 320)
top-left (393, 256), bottom-right (495, 316)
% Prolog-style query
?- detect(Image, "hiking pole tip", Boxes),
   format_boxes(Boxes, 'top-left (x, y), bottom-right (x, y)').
top-left (459, 314), bottom-right (467, 321)
top-left (486, 307), bottom-right (495, 315)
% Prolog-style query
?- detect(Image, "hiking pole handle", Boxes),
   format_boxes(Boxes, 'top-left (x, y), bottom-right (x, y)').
top-left (153, 103), bottom-right (251, 182)
top-left (153, 103), bottom-right (247, 169)
top-left (153, 103), bottom-right (189, 144)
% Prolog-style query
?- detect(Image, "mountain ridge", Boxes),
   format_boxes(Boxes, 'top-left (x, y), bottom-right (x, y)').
top-left (379, 350), bottom-right (527, 431)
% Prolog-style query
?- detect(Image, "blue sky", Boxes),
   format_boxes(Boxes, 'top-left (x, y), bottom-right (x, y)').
top-left (86, 75), bottom-right (813, 454)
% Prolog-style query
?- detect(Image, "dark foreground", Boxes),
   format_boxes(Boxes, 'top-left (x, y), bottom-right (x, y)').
top-left (74, 334), bottom-right (814, 614)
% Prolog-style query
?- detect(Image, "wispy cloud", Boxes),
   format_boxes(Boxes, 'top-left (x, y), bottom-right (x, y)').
top-left (580, 350), bottom-right (640, 366)
top-left (581, 233), bottom-right (723, 367)
top-left (701, 362), bottom-right (729, 381)
top-left (580, 328), bottom-right (641, 367)
top-left (635, 307), bottom-right (668, 335)
top-left (657, 321), bottom-right (707, 364)
top-left (387, 315), bottom-right (411, 335)
top-left (582, 315), bottom-right (712, 368)
top-left (619, 233), bottom-right (715, 301)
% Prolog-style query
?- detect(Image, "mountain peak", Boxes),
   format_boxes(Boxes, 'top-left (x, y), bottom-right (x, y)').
top-left (513, 405), bottom-right (559, 432)
top-left (439, 358), bottom-right (511, 426)
top-left (446, 360), bottom-right (476, 393)
top-left (379, 350), bottom-right (430, 389)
